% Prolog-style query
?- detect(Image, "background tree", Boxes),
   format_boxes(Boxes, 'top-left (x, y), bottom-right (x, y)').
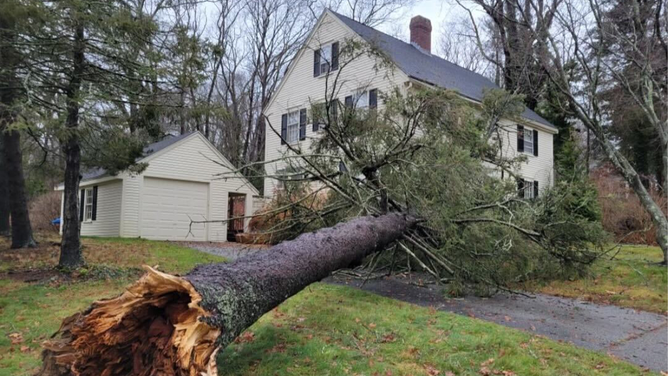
top-left (0, 0), bottom-right (37, 248)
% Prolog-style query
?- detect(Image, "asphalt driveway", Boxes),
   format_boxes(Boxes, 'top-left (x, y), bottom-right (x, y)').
top-left (327, 274), bottom-right (668, 372)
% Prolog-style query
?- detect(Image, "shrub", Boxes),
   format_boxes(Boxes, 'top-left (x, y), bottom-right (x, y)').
top-left (29, 191), bottom-right (61, 232)
top-left (591, 163), bottom-right (666, 245)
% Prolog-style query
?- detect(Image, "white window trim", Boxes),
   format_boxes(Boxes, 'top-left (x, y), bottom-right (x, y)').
top-left (286, 110), bottom-right (300, 144)
top-left (84, 188), bottom-right (94, 222)
top-left (524, 128), bottom-right (534, 155)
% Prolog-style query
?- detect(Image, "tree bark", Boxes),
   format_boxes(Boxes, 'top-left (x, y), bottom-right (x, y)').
top-left (0, 5), bottom-right (33, 245)
top-left (2, 130), bottom-right (36, 248)
top-left (39, 213), bottom-right (417, 376)
top-left (59, 22), bottom-right (85, 269)
top-left (0, 135), bottom-right (10, 236)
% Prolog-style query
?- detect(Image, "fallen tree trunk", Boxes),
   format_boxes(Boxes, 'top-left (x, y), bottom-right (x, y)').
top-left (39, 213), bottom-right (416, 376)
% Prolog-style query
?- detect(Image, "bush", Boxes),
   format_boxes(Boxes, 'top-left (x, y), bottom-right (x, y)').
top-left (591, 163), bottom-right (666, 245)
top-left (29, 191), bottom-right (61, 232)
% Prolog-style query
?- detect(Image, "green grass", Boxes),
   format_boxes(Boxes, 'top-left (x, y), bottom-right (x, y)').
top-left (522, 245), bottom-right (667, 314)
top-left (0, 237), bottom-right (657, 375)
top-left (0, 235), bottom-right (224, 375)
top-left (219, 283), bottom-right (651, 376)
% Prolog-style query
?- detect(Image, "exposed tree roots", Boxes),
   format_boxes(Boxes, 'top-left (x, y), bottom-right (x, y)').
top-left (38, 213), bottom-right (416, 376)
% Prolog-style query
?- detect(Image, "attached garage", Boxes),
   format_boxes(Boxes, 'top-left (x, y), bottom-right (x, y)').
top-left (57, 132), bottom-right (259, 242)
top-left (141, 178), bottom-right (209, 241)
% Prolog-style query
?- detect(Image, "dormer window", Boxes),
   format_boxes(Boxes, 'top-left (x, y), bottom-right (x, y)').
top-left (314, 42), bottom-right (339, 77)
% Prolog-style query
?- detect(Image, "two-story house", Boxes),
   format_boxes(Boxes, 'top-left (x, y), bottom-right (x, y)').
top-left (263, 9), bottom-right (558, 199)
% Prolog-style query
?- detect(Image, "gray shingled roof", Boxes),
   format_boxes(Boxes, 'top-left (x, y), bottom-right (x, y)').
top-left (80, 132), bottom-right (195, 182)
top-left (331, 11), bottom-right (555, 129)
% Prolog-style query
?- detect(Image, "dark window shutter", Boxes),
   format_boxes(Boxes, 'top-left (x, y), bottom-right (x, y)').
top-left (344, 95), bottom-right (353, 108)
top-left (330, 100), bottom-right (338, 123)
top-left (312, 106), bottom-right (320, 132)
top-left (92, 186), bottom-right (98, 221)
top-left (299, 109), bottom-right (307, 140)
top-left (517, 179), bottom-right (525, 197)
top-left (534, 181), bottom-right (539, 198)
top-left (312, 115), bottom-right (319, 132)
top-left (281, 114), bottom-right (287, 145)
top-left (369, 89), bottom-right (378, 109)
top-left (313, 49), bottom-right (321, 77)
top-left (331, 42), bottom-right (339, 70)
top-left (517, 125), bottom-right (524, 153)
top-left (533, 129), bottom-right (538, 156)
top-left (79, 189), bottom-right (85, 221)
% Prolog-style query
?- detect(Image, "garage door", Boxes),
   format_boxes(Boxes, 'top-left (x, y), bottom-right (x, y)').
top-left (141, 177), bottom-right (209, 241)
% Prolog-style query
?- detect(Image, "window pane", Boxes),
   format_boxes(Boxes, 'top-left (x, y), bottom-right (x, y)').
top-left (356, 91), bottom-right (368, 108)
top-left (286, 110), bottom-right (299, 143)
top-left (524, 129), bottom-right (533, 154)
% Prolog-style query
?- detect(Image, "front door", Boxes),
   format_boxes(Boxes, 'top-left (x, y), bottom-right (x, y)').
top-left (227, 194), bottom-right (246, 241)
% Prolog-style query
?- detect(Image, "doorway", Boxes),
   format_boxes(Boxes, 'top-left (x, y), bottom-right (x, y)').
top-left (227, 193), bottom-right (246, 241)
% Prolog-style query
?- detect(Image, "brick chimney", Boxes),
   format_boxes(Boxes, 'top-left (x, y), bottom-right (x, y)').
top-left (410, 16), bottom-right (432, 53)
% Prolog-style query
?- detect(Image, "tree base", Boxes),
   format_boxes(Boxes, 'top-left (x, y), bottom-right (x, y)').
top-left (39, 266), bottom-right (220, 376)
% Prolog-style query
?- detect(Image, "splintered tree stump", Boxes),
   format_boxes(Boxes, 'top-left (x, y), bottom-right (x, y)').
top-left (39, 213), bottom-right (416, 376)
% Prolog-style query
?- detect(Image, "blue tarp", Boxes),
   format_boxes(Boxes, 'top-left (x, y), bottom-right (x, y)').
top-left (51, 217), bottom-right (61, 225)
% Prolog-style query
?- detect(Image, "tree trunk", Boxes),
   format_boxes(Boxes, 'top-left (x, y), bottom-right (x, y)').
top-left (59, 22), bottom-right (85, 269)
top-left (0, 135), bottom-right (10, 236)
top-left (39, 213), bottom-right (417, 376)
top-left (2, 130), bottom-right (36, 248)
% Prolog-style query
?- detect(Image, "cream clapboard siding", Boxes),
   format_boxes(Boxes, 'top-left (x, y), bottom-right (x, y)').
top-left (120, 133), bottom-right (257, 241)
top-left (496, 120), bottom-right (555, 191)
top-left (80, 180), bottom-right (123, 237)
top-left (120, 174), bottom-right (141, 237)
top-left (264, 12), bottom-right (410, 197)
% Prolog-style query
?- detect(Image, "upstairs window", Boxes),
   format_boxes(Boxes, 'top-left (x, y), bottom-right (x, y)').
top-left (314, 42), bottom-right (339, 77)
top-left (345, 89), bottom-right (378, 109)
top-left (524, 128), bottom-right (534, 155)
top-left (281, 109), bottom-right (307, 144)
top-left (286, 110), bottom-right (300, 143)
top-left (517, 125), bottom-right (538, 156)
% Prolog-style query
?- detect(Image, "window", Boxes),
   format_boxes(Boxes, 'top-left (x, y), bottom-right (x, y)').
top-left (320, 45), bottom-right (331, 73)
top-left (518, 179), bottom-right (539, 199)
top-left (314, 42), bottom-right (339, 77)
top-left (524, 128), bottom-right (534, 155)
top-left (348, 89), bottom-right (377, 109)
top-left (517, 125), bottom-right (538, 156)
top-left (286, 110), bottom-right (300, 143)
top-left (312, 101), bottom-right (338, 131)
top-left (84, 188), bottom-right (93, 221)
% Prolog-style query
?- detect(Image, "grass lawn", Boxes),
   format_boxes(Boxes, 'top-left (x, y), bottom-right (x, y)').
top-left (0, 236), bottom-right (657, 376)
top-left (521, 245), bottom-right (667, 314)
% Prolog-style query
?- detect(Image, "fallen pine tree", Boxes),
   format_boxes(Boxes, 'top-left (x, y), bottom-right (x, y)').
top-left (38, 213), bottom-right (417, 376)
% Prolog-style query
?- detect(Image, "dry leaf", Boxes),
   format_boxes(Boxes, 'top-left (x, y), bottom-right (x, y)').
top-left (8, 332), bottom-right (23, 345)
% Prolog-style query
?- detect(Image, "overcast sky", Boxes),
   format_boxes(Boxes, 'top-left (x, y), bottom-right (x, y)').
top-left (376, 0), bottom-right (479, 54)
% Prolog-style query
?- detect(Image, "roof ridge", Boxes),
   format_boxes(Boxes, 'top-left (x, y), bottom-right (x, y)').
top-left (328, 10), bottom-right (496, 85)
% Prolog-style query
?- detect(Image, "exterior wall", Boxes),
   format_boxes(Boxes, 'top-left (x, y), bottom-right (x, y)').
top-left (80, 180), bottom-right (123, 237)
top-left (263, 11), bottom-right (556, 199)
top-left (120, 174), bottom-right (141, 237)
top-left (119, 134), bottom-right (257, 241)
top-left (495, 119), bottom-right (555, 192)
top-left (263, 12), bottom-right (410, 198)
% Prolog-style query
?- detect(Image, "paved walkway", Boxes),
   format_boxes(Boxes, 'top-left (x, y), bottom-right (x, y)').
top-left (326, 274), bottom-right (668, 372)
